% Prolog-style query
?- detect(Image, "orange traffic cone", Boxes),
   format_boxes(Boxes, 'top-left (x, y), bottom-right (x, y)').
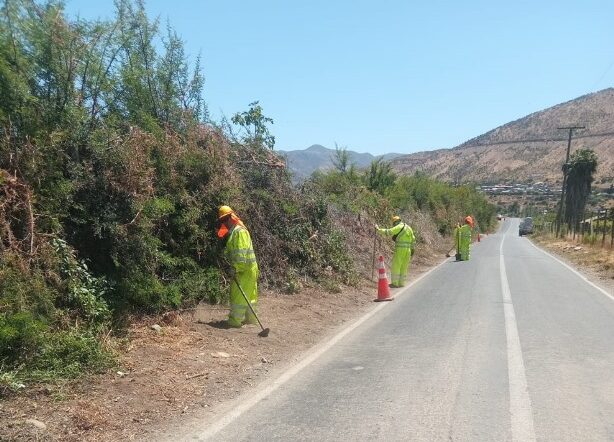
top-left (374, 255), bottom-right (393, 302)
top-left (477, 232), bottom-right (481, 242)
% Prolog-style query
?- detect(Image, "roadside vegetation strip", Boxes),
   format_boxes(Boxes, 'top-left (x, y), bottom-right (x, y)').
top-left (526, 239), bottom-right (613, 301)
top-left (0, 0), bottom-right (497, 410)
top-left (190, 257), bottom-right (450, 442)
top-left (500, 223), bottom-right (536, 442)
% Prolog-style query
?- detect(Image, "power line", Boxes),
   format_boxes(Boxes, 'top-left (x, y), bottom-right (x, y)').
top-left (591, 58), bottom-right (614, 91)
top-left (459, 130), bottom-right (614, 148)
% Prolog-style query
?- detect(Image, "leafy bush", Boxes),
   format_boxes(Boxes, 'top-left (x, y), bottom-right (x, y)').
top-left (389, 173), bottom-right (496, 234)
top-left (0, 312), bottom-right (47, 365)
top-left (320, 230), bottom-right (354, 282)
top-left (0, 254), bottom-right (56, 319)
top-left (303, 166), bottom-right (496, 283)
top-left (0, 0), bottom-right (496, 389)
top-left (176, 267), bottom-right (227, 306)
top-left (283, 268), bottom-right (303, 294)
top-left (53, 239), bottom-right (110, 324)
top-left (28, 331), bottom-right (115, 381)
top-left (0, 370), bottom-right (25, 395)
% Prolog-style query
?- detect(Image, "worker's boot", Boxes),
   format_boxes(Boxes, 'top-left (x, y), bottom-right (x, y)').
top-left (227, 317), bottom-right (242, 328)
top-left (228, 306), bottom-right (245, 328)
top-left (243, 304), bottom-right (258, 325)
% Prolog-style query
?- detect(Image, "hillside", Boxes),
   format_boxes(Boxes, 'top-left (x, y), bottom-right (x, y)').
top-left (279, 144), bottom-right (401, 182)
top-left (391, 89), bottom-right (614, 186)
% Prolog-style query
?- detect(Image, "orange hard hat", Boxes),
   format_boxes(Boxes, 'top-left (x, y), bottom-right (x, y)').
top-left (465, 216), bottom-right (474, 227)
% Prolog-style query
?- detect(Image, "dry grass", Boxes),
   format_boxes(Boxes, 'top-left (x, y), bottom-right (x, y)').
top-left (532, 234), bottom-right (614, 291)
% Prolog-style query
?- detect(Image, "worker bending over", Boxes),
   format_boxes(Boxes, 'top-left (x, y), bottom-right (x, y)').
top-left (216, 206), bottom-right (259, 328)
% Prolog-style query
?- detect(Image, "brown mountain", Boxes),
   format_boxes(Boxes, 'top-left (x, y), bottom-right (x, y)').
top-left (391, 88), bottom-right (614, 186)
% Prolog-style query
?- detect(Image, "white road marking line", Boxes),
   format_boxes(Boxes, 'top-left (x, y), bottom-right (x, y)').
top-left (192, 257), bottom-right (450, 441)
top-left (526, 239), bottom-right (613, 301)
top-left (500, 223), bottom-right (536, 442)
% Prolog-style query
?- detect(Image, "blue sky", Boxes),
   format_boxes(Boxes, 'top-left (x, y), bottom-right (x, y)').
top-left (65, 0), bottom-right (614, 154)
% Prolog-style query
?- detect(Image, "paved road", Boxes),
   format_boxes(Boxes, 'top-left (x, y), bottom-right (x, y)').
top-left (190, 219), bottom-right (614, 441)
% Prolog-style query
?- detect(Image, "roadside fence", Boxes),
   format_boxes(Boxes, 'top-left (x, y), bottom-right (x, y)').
top-left (535, 208), bottom-right (614, 250)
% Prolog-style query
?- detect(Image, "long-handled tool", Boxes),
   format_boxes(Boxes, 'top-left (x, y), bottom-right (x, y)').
top-left (446, 225), bottom-right (462, 259)
top-left (371, 228), bottom-right (377, 281)
top-left (232, 275), bottom-right (270, 337)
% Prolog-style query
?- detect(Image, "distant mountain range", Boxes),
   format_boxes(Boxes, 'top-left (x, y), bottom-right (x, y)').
top-left (280, 89), bottom-right (614, 186)
top-left (391, 88), bottom-right (614, 186)
top-left (279, 145), bottom-right (402, 182)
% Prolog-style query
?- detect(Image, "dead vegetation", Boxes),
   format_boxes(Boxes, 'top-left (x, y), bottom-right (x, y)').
top-left (532, 236), bottom-right (614, 292)
top-left (0, 170), bottom-right (36, 259)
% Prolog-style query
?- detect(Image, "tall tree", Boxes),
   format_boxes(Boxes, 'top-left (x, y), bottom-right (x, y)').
top-left (231, 101), bottom-right (275, 149)
top-left (365, 158), bottom-right (396, 194)
top-left (331, 143), bottom-right (352, 174)
top-left (564, 148), bottom-right (598, 229)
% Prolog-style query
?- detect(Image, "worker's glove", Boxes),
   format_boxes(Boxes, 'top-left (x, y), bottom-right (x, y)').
top-left (374, 224), bottom-right (379, 230)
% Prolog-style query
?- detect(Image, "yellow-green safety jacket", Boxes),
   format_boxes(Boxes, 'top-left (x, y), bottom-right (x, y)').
top-left (378, 222), bottom-right (416, 251)
top-left (377, 222), bottom-right (416, 286)
top-left (225, 224), bottom-right (258, 273)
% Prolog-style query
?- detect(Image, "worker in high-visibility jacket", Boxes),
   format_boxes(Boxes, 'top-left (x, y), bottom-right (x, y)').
top-left (216, 206), bottom-right (259, 328)
top-left (375, 215), bottom-right (416, 287)
top-left (454, 216), bottom-right (473, 261)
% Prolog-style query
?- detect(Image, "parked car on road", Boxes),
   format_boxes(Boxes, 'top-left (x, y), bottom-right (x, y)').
top-left (519, 217), bottom-right (533, 236)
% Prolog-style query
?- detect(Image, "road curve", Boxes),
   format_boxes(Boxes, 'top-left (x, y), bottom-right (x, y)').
top-left (180, 218), bottom-right (614, 442)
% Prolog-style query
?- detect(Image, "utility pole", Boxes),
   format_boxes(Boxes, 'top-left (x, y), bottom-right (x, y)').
top-left (555, 126), bottom-right (585, 237)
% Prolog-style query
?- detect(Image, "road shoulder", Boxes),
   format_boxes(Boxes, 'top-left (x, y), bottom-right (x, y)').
top-left (1, 249), bottom-right (448, 442)
top-left (528, 236), bottom-right (613, 295)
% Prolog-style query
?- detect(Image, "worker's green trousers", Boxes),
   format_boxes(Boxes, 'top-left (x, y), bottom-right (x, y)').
top-left (391, 244), bottom-right (412, 287)
top-left (228, 265), bottom-right (259, 327)
top-left (456, 225), bottom-right (472, 261)
top-left (459, 246), bottom-right (470, 261)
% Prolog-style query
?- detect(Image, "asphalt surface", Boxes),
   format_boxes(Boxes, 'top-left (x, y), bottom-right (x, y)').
top-left (189, 219), bottom-right (614, 442)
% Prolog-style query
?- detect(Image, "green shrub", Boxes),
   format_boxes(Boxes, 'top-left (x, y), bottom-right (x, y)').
top-left (321, 230), bottom-right (354, 279)
top-left (283, 268), bottom-right (303, 294)
top-left (29, 330), bottom-right (115, 381)
top-left (53, 239), bottom-right (111, 324)
top-left (0, 0), bottom-right (498, 391)
top-left (0, 312), bottom-right (47, 364)
top-left (0, 370), bottom-right (26, 395)
top-left (177, 267), bottom-right (227, 306)
top-left (117, 272), bottom-right (181, 312)
top-left (0, 254), bottom-right (56, 319)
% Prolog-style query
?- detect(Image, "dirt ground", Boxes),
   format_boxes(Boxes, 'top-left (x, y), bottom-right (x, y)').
top-left (531, 236), bottom-right (614, 293)
top-left (0, 243), bottom-right (448, 442)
